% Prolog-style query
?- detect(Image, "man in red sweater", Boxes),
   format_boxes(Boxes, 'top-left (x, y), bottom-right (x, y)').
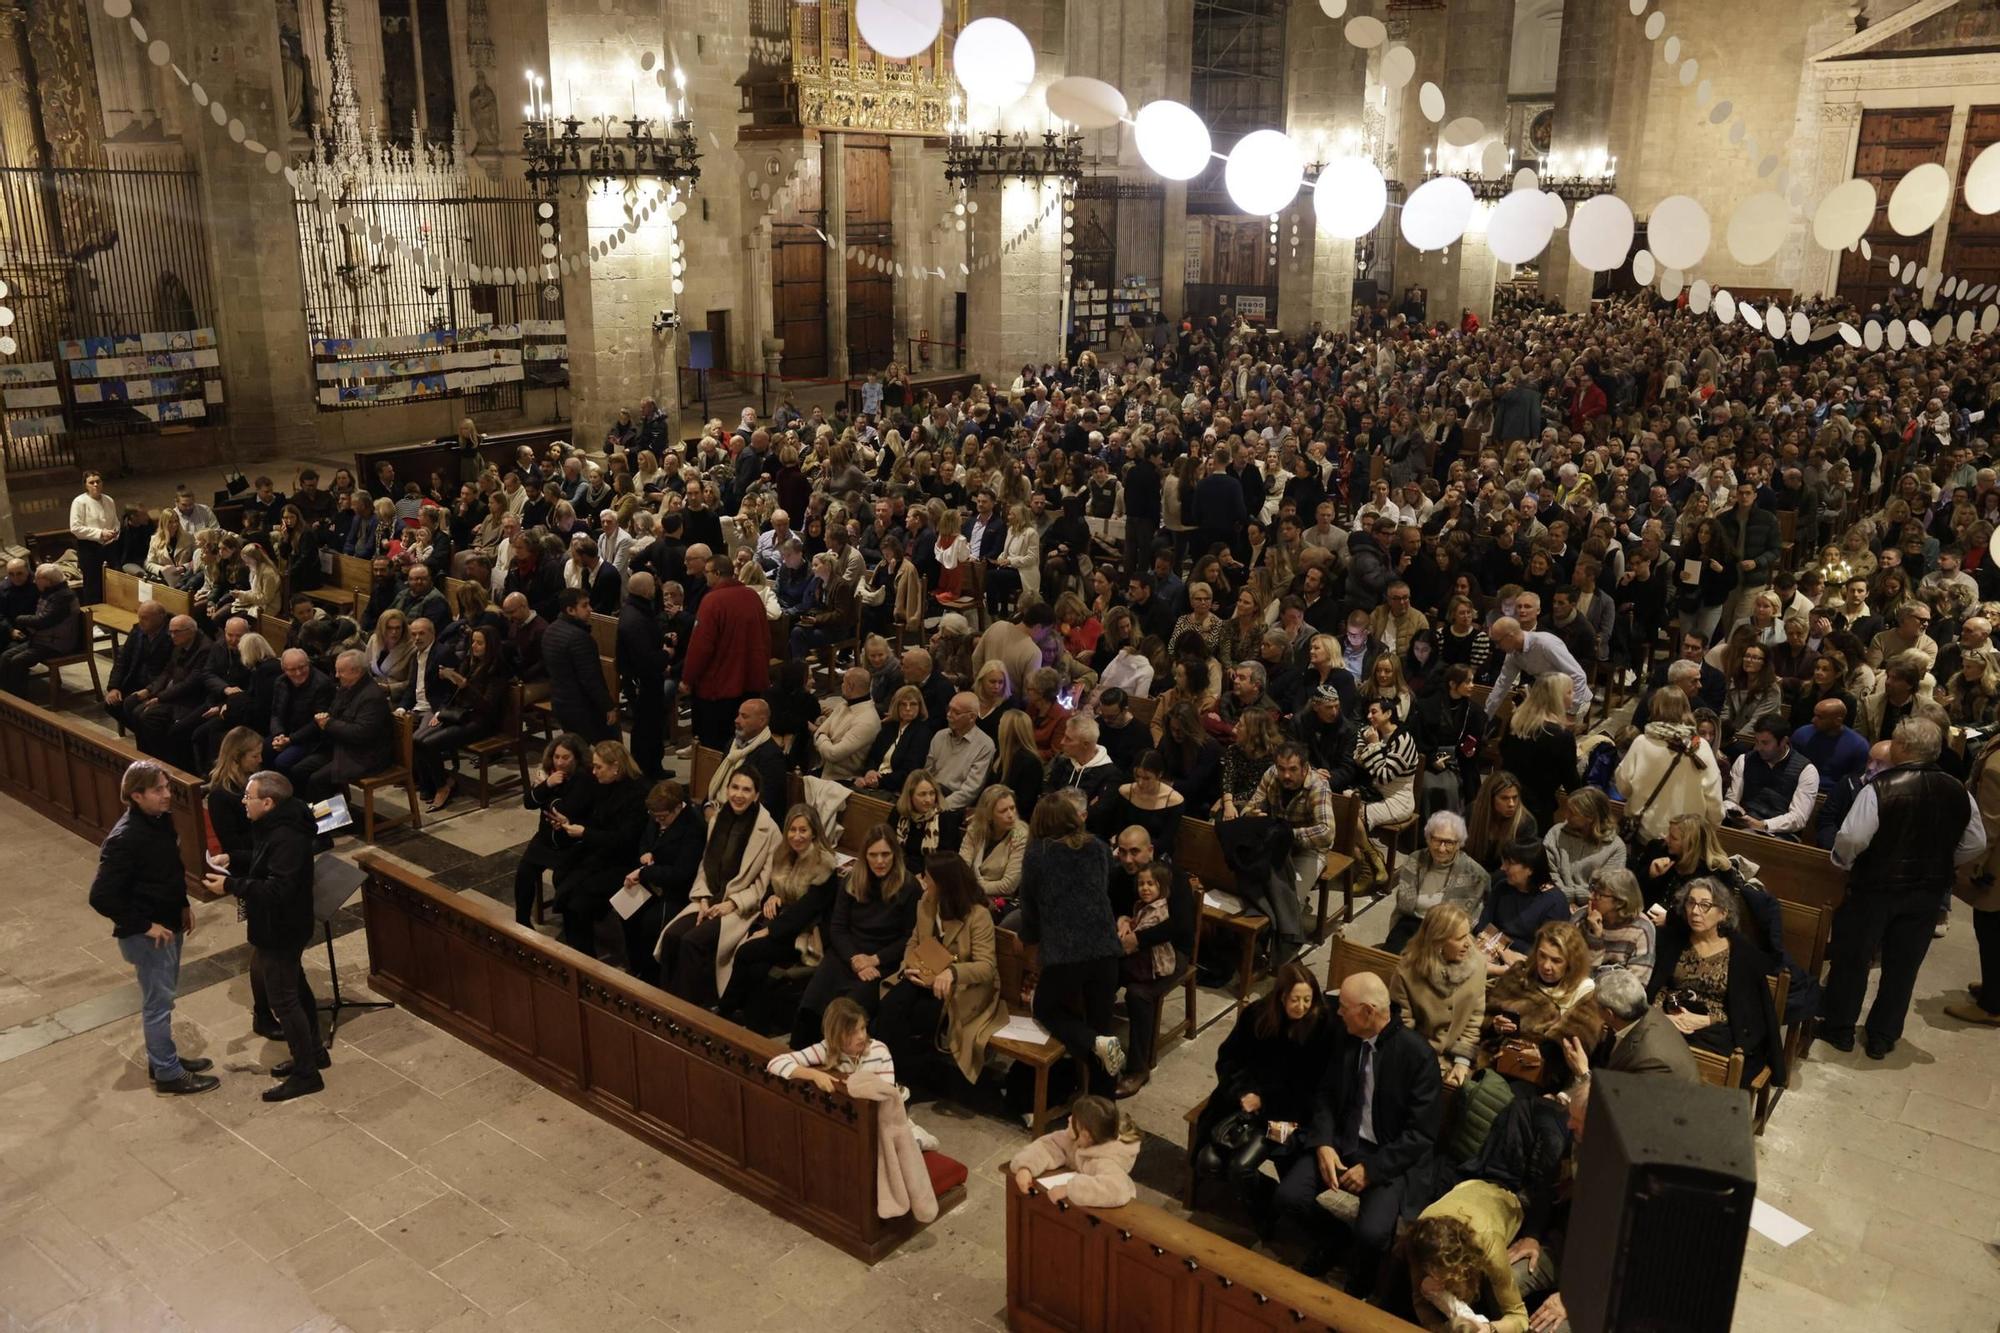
top-left (682, 554), bottom-right (771, 752)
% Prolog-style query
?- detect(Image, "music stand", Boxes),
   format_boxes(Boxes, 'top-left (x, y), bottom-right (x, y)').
top-left (312, 853), bottom-right (392, 1038)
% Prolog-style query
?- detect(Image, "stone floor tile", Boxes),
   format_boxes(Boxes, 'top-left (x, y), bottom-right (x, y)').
top-left (432, 1231), bottom-right (574, 1315)
top-left (149, 1238), bottom-right (324, 1333)
top-left (309, 1251), bottom-right (476, 1333)
top-left (375, 1190), bottom-right (511, 1271)
top-left (273, 1218), bottom-right (396, 1292)
top-left (30, 1281), bottom-right (189, 1333)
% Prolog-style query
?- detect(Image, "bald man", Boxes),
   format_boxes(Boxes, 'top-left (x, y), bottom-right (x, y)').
top-left (709, 697), bottom-right (787, 821)
top-left (130, 614), bottom-right (216, 769)
top-left (1274, 969), bottom-right (1442, 1293)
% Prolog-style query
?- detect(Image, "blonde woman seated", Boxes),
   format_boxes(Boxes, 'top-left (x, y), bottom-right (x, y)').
top-left (959, 784), bottom-right (1028, 914)
top-left (685, 802), bottom-right (840, 1017)
top-left (1542, 787), bottom-right (1626, 907)
top-left (1382, 811), bottom-right (1489, 953)
top-left (1392, 904), bottom-right (1486, 1089)
top-left (1574, 868), bottom-right (1655, 985)
top-left (363, 607), bottom-right (416, 697)
top-left (1481, 920), bottom-right (1599, 1052)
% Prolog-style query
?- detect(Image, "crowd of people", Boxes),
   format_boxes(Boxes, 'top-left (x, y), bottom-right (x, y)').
top-left (65, 278), bottom-right (2000, 1322)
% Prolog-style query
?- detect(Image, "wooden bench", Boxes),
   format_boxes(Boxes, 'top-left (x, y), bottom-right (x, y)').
top-left (310, 553), bottom-right (374, 615)
top-left (994, 928), bottom-right (1089, 1137)
top-left (1182, 807), bottom-right (1356, 1009)
top-left (351, 709), bottom-right (421, 841)
top-left (33, 607), bottom-right (104, 712)
top-left (464, 683), bottom-right (529, 808)
top-left (1692, 1045), bottom-right (1748, 1090)
top-left (92, 570), bottom-right (191, 655)
top-left (1323, 931), bottom-right (1398, 996)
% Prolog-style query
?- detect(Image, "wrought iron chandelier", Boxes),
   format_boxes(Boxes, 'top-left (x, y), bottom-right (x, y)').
top-left (1535, 150), bottom-right (1619, 203)
top-left (943, 98), bottom-right (1083, 185)
top-left (520, 70), bottom-right (702, 197)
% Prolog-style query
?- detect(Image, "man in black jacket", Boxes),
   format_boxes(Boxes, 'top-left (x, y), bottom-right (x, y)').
top-left (269, 648), bottom-right (336, 774)
top-left (205, 770), bottom-right (327, 1101)
top-left (547, 587), bottom-right (617, 741)
top-left (293, 650), bottom-right (394, 799)
top-left (130, 615), bottom-right (217, 769)
top-left (88, 761), bottom-right (218, 1094)
top-left (618, 573), bottom-right (668, 779)
top-left (1274, 971), bottom-right (1442, 1293)
top-left (105, 600), bottom-right (173, 724)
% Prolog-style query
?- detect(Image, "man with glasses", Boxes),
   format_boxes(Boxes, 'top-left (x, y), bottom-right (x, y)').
top-left (1866, 602), bottom-right (1938, 673)
top-left (1822, 717), bottom-right (1985, 1060)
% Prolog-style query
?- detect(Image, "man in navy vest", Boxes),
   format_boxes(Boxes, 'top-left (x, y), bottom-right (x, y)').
top-left (1724, 713), bottom-right (1820, 837)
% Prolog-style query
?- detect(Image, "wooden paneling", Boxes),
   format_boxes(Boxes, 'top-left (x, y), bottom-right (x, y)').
top-left (0, 693), bottom-right (206, 891)
top-left (774, 145), bottom-right (829, 379)
top-left (1945, 105), bottom-right (2000, 300)
top-left (845, 137), bottom-right (895, 373)
top-left (1005, 1177), bottom-right (1422, 1333)
top-left (358, 855), bottom-right (946, 1263)
top-left (1837, 106), bottom-right (1952, 310)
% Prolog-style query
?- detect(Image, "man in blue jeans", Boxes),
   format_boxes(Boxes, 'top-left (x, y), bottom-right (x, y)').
top-left (88, 760), bottom-right (219, 1095)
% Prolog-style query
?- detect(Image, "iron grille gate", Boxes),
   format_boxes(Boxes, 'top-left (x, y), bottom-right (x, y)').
top-left (0, 164), bottom-right (221, 472)
top-left (293, 186), bottom-right (565, 413)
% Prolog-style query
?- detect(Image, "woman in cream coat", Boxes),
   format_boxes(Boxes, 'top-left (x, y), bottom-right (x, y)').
top-left (656, 768), bottom-right (783, 1005)
top-left (959, 785), bottom-right (1029, 910)
top-left (996, 503), bottom-right (1043, 601)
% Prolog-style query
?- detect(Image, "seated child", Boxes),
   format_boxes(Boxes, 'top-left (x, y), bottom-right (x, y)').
top-left (765, 995), bottom-right (895, 1093)
top-left (1118, 862), bottom-right (1179, 984)
top-left (1007, 1095), bottom-right (1142, 1207)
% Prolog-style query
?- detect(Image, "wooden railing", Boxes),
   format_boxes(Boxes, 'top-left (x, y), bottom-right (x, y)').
top-left (1005, 1174), bottom-right (1421, 1333)
top-left (357, 854), bottom-right (940, 1262)
top-left (0, 691), bottom-right (206, 888)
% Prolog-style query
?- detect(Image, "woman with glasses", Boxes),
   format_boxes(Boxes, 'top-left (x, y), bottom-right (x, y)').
top-left (1383, 811), bottom-right (1489, 953)
top-left (1645, 878), bottom-right (1784, 1084)
top-left (1574, 868), bottom-right (1655, 985)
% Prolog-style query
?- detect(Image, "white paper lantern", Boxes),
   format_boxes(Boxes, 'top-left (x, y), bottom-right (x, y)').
top-left (1485, 188), bottom-right (1556, 264)
top-left (1630, 0), bottom-right (1647, 13)
top-left (1861, 237), bottom-right (1872, 260)
top-left (857, 0), bottom-right (943, 59)
top-left (1933, 314), bottom-right (1953, 345)
top-left (1319, 0), bottom-right (1348, 15)
top-left (1679, 58), bottom-right (1698, 85)
top-left (1479, 140), bottom-right (1509, 178)
top-left (1134, 101), bottom-right (1211, 181)
top-left (1344, 16), bottom-right (1387, 47)
top-left (1632, 249), bottom-right (1657, 285)
top-left (1419, 83), bottom-right (1445, 124)
top-left (1441, 116), bottom-right (1486, 149)
top-left (1839, 322), bottom-right (1861, 347)
top-left (1512, 167), bottom-right (1540, 193)
top-left (1381, 45), bottom-right (1416, 90)
top-left (1400, 175), bottom-right (1474, 252)
top-left (1647, 194), bottom-right (1711, 269)
top-left (1658, 267), bottom-right (1683, 301)
top-left (1910, 318), bottom-right (1933, 347)
top-left (1664, 35), bottom-right (1680, 63)
top-left (1965, 140), bottom-right (2000, 215)
top-left (1887, 319), bottom-right (1906, 350)
top-left (1688, 278), bottom-right (1712, 313)
top-left (954, 18), bottom-right (1034, 107)
top-left (1958, 310), bottom-right (1976, 342)
top-left (1887, 162), bottom-right (1951, 236)
top-left (1790, 310), bottom-right (1811, 344)
top-left (1714, 289), bottom-right (1736, 323)
top-left (1812, 178), bottom-right (1876, 251)
top-left (1543, 191), bottom-right (1569, 230)
top-left (1645, 12), bottom-right (1665, 39)
top-left (1863, 319), bottom-right (1882, 350)
top-left (1045, 77), bottom-right (1127, 129)
top-left (1225, 130), bottom-right (1304, 215)
top-left (1981, 305), bottom-right (1999, 336)
top-left (1568, 194), bottom-right (1635, 271)
top-left (1313, 156), bottom-right (1388, 239)
top-left (1740, 298), bottom-right (1763, 331)
top-left (1725, 192), bottom-right (1789, 266)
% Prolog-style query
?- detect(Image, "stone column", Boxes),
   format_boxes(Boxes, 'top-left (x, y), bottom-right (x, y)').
top-left (964, 176), bottom-right (1065, 381)
top-left (1389, 8), bottom-right (1450, 313)
top-left (1538, 0), bottom-right (1617, 311)
top-left (1158, 0), bottom-right (1195, 320)
top-left (545, 0), bottom-right (677, 443)
top-left (1278, 0), bottom-right (1366, 336)
top-left (158, 0), bottom-right (317, 452)
top-left (822, 131), bottom-right (850, 380)
top-left (1429, 0), bottom-right (1513, 324)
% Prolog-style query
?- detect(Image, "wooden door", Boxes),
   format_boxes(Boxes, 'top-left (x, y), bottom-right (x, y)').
top-left (705, 310), bottom-right (731, 377)
top-left (1837, 107), bottom-right (1951, 309)
top-left (772, 144), bottom-right (827, 378)
top-left (845, 137), bottom-right (894, 373)
top-left (1945, 105), bottom-right (2000, 304)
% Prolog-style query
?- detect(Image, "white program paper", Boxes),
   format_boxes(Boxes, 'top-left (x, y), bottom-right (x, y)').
top-left (609, 883), bottom-right (650, 921)
top-left (994, 1015), bottom-right (1052, 1044)
top-left (1749, 1198), bottom-right (1812, 1247)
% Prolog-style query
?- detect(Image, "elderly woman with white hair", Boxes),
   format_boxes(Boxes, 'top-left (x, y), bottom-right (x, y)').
top-left (1382, 810), bottom-right (1490, 953)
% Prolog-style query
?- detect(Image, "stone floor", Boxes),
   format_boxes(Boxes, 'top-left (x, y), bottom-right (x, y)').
top-left (1, 764), bottom-right (1997, 1329)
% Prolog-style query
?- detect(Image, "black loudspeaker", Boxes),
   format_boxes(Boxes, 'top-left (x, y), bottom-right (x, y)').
top-left (1562, 1070), bottom-right (1757, 1333)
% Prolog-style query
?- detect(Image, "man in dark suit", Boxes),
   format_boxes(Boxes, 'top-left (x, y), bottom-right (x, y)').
top-left (292, 650), bottom-right (393, 799)
top-left (1275, 971), bottom-right (1442, 1293)
top-left (130, 615), bottom-right (218, 769)
top-left (204, 769), bottom-right (327, 1101)
top-left (546, 587), bottom-right (617, 742)
top-left (269, 648), bottom-right (336, 774)
top-left (502, 592), bottom-right (548, 684)
top-left (0, 557), bottom-right (40, 627)
top-left (618, 572), bottom-right (668, 780)
top-left (105, 600), bottom-right (173, 724)
top-left (1589, 968), bottom-right (1699, 1081)
top-left (567, 536), bottom-right (623, 614)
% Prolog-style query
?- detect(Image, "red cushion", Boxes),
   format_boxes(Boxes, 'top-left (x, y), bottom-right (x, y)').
top-left (923, 1149), bottom-right (968, 1197)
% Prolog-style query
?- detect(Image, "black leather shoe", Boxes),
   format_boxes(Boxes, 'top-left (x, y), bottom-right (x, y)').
top-left (151, 1056), bottom-right (213, 1078)
top-left (252, 1019), bottom-right (285, 1040)
top-left (1299, 1242), bottom-right (1340, 1277)
top-left (1864, 1035), bottom-right (1894, 1061)
top-left (1819, 1027), bottom-right (1855, 1053)
top-left (155, 1072), bottom-right (221, 1095)
top-left (261, 1074), bottom-right (325, 1102)
top-left (271, 1051), bottom-right (332, 1077)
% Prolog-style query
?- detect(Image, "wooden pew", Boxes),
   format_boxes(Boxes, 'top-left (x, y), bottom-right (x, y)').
top-left (1323, 932), bottom-right (1398, 996)
top-left (1183, 805), bottom-right (1356, 1009)
top-left (358, 853), bottom-right (959, 1263)
top-left (351, 710), bottom-right (421, 842)
top-left (1006, 1169), bottom-right (1422, 1333)
top-left (994, 928), bottom-right (1089, 1136)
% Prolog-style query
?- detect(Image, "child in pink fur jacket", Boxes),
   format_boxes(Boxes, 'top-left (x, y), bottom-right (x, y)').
top-left (1008, 1095), bottom-right (1141, 1207)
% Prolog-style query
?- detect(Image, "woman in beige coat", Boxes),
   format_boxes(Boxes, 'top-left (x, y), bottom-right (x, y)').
top-left (873, 853), bottom-right (1005, 1088)
top-left (959, 785), bottom-right (1029, 910)
top-left (656, 768), bottom-right (783, 1005)
top-left (1391, 903), bottom-right (1486, 1088)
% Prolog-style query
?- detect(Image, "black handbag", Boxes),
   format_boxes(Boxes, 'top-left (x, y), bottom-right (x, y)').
top-left (1208, 1110), bottom-right (1266, 1155)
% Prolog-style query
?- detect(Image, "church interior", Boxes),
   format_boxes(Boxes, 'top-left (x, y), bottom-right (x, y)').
top-left (1, 0), bottom-right (1999, 1330)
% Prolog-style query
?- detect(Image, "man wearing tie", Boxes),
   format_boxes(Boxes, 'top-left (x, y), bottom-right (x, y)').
top-left (1275, 971), bottom-right (1442, 1294)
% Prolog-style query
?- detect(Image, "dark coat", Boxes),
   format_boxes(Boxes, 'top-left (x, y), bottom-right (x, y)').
top-left (1298, 1014), bottom-right (1444, 1182)
top-left (271, 667), bottom-right (336, 745)
top-left (571, 775), bottom-right (648, 876)
top-left (545, 614), bottom-right (612, 735)
top-left (636, 805), bottom-right (708, 911)
top-left (322, 677), bottom-right (394, 781)
top-left (88, 805), bottom-right (188, 938)
top-left (617, 596), bottom-right (666, 697)
top-left (230, 797), bottom-right (318, 951)
top-left (1647, 921), bottom-right (1786, 1086)
top-left (109, 624), bottom-right (173, 697)
top-left (207, 785), bottom-right (255, 865)
top-left (18, 584), bottom-right (83, 655)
